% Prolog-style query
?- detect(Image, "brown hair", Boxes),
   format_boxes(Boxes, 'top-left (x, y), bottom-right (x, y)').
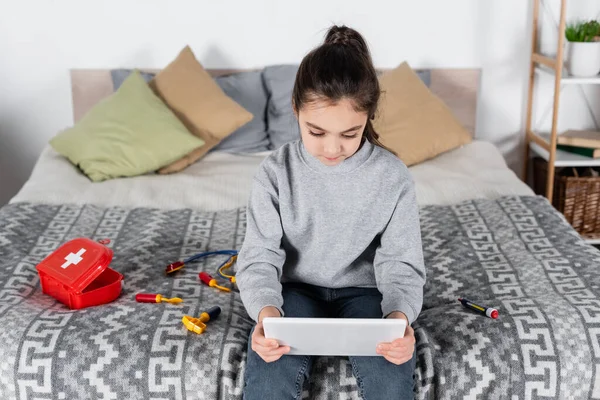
top-left (292, 25), bottom-right (395, 154)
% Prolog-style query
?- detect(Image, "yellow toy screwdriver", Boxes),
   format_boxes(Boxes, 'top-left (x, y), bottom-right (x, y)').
top-left (182, 306), bottom-right (221, 334)
top-left (135, 293), bottom-right (183, 304)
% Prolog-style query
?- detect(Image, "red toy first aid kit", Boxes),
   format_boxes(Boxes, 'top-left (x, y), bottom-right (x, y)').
top-left (35, 238), bottom-right (123, 310)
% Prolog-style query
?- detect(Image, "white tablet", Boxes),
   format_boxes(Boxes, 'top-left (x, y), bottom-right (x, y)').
top-left (262, 317), bottom-right (407, 356)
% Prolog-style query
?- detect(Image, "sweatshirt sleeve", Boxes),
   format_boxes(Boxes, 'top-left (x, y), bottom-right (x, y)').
top-left (235, 176), bottom-right (286, 322)
top-left (373, 177), bottom-right (426, 325)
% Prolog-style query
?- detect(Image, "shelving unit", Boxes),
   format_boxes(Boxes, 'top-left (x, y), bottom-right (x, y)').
top-left (530, 140), bottom-right (600, 167)
top-left (523, 0), bottom-right (600, 244)
top-left (535, 64), bottom-right (600, 85)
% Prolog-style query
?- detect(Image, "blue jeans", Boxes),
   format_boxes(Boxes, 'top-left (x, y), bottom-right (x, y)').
top-left (243, 282), bottom-right (416, 400)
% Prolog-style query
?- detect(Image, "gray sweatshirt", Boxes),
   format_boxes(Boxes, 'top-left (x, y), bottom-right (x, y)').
top-left (235, 139), bottom-right (426, 324)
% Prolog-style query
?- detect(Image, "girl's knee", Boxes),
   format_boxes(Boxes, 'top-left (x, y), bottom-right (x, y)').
top-left (350, 356), bottom-right (415, 400)
top-left (244, 353), bottom-right (312, 400)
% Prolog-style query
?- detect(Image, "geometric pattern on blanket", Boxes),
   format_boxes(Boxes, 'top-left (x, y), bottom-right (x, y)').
top-left (0, 195), bottom-right (599, 399)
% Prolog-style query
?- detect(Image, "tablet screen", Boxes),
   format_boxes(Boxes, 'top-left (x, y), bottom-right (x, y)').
top-left (263, 317), bottom-right (406, 356)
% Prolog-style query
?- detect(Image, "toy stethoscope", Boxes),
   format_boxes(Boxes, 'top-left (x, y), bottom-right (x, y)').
top-left (165, 250), bottom-right (238, 284)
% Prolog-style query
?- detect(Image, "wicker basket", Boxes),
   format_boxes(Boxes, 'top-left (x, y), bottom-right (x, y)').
top-left (533, 157), bottom-right (600, 239)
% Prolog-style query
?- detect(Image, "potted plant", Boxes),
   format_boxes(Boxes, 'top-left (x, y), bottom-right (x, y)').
top-left (565, 19), bottom-right (600, 77)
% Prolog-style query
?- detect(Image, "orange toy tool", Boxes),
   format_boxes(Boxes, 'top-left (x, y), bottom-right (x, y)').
top-left (217, 255), bottom-right (238, 284)
top-left (182, 306), bottom-right (221, 334)
top-left (135, 293), bottom-right (183, 304)
top-left (199, 272), bottom-right (231, 292)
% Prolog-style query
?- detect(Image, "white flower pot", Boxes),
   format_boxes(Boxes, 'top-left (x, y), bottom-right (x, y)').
top-left (565, 41), bottom-right (600, 77)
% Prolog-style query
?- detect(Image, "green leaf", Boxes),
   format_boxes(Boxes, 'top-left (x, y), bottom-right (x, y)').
top-left (565, 19), bottom-right (600, 42)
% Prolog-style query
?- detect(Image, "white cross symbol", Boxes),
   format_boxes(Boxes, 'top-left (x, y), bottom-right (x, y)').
top-left (60, 248), bottom-right (86, 269)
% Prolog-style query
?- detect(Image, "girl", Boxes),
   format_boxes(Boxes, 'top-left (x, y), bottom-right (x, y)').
top-left (236, 25), bottom-right (426, 400)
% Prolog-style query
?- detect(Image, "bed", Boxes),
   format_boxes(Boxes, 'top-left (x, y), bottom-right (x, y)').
top-left (2, 66), bottom-right (598, 400)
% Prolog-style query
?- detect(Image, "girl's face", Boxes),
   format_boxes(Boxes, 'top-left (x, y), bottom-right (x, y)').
top-left (296, 98), bottom-right (368, 166)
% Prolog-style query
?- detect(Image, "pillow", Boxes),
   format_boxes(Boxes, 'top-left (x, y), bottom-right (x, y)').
top-left (211, 71), bottom-right (270, 153)
top-left (414, 70), bottom-right (431, 87)
top-left (262, 65), bottom-right (301, 150)
top-left (111, 69), bottom-right (270, 154)
top-left (261, 65), bottom-right (433, 150)
top-left (148, 46), bottom-right (254, 173)
top-left (49, 70), bottom-right (205, 182)
top-left (111, 69), bottom-right (154, 90)
top-left (373, 62), bottom-right (471, 166)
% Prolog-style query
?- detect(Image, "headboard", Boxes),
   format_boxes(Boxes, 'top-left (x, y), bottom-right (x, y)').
top-left (70, 68), bottom-right (481, 134)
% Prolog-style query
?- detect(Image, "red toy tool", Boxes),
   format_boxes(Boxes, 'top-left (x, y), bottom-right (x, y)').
top-left (182, 306), bottom-right (221, 334)
top-left (165, 261), bottom-right (185, 274)
top-left (199, 272), bottom-right (231, 292)
top-left (135, 293), bottom-right (183, 304)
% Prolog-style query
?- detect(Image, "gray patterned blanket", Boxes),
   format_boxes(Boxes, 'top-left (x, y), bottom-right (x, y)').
top-left (1, 195), bottom-right (599, 400)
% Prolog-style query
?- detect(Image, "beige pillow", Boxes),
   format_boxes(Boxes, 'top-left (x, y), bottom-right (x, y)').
top-left (373, 62), bottom-right (472, 166)
top-left (149, 46), bottom-right (253, 173)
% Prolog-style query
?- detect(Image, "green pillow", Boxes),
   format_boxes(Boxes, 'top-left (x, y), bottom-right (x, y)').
top-left (50, 70), bottom-right (205, 181)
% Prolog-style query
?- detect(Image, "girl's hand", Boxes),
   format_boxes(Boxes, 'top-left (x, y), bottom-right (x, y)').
top-left (252, 306), bottom-right (290, 363)
top-left (377, 312), bottom-right (415, 365)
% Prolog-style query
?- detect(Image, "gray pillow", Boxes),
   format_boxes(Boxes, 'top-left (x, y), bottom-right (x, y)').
top-left (212, 71), bottom-right (270, 153)
top-left (109, 69), bottom-right (270, 153)
top-left (415, 70), bottom-right (431, 87)
top-left (262, 65), bottom-right (301, 150)
top-left (261, 65), bottom-right (432, 150)
top-left (110, 69), bottom-right (154, 90)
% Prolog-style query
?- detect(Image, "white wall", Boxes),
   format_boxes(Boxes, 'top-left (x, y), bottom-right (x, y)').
top-left (1, 0), bottom-right (595, 206)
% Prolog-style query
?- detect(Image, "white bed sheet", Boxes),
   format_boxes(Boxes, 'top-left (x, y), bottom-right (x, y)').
top-left (409, 141), bottom-right (534, 205)
top-left (10, 141), bottom-right (533, 211)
